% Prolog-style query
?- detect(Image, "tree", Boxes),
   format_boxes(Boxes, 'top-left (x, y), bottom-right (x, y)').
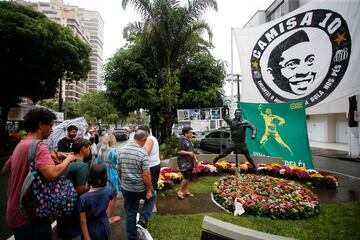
top-left (37, 98), bottom-right (58, 111)
top-left (0, 2), bottom-right (91, 150)
top-left (77, 91), bottom-right (120, 127)
top-left (105, 36), bottom-right (158, 116)
top-left (63, 101), bottom-right (80, 119)
top-left (105, 36), bottom-right (225, 141)
top-left (120, 0), bottom-right (218, 140)
top-left (178, 52), bottom-right (226, 108)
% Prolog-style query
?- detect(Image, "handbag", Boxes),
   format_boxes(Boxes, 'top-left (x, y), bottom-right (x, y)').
top-left (20, 140), bottom-right (78, 220)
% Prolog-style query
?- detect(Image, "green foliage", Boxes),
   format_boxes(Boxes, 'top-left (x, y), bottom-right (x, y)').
top-left (190, 139), bottom-right (200, 150)
top-left (104, 36), bottom-right (158, 116)
top-left (0, 2), bottom-right (91, 144)
top-left (112, 0), bottom-right (222, 141)
top-left (126, 111), bottom-right (150, 126)
top-left (37, 98), bottom-right (58, 111)
top-left (149, 202), bottom-right (360, 240)
top-left (77, 91), bottom-right (119, 125)
top-left (63, 101), bottom-right (80, 119)
top-left (0, 2), bottom-right (91, 102)
top-left (159, 135), bottom-right (180, 158)
top-left (179, 53), bottom-right (226, 108)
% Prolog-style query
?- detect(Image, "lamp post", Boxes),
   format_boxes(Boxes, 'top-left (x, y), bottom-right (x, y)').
top-left (97, 118), bottom-right (102, 135)
top-left (136, 110), bottom-right (141, 126)
top-left (236, 74), bottom-right (241, 104)
top-left (225, 74), bottom-right (241, 110)
top-left (58, 78), bottom-right (63, 112)
top-left (226, 73), bottom-right (242, 174)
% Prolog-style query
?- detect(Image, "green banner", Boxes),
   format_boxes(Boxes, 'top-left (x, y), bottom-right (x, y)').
top-left (240, 101), bottom-right (314, 169)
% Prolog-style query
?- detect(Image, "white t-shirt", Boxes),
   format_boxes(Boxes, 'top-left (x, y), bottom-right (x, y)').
top-left (83, 132), bottom-right (91, 140)
top-left (148, 135), bottom-right (160, 167)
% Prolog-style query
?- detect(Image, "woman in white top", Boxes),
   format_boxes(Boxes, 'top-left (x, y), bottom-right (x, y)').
top-left (138, 125), bottom-right (161, 213)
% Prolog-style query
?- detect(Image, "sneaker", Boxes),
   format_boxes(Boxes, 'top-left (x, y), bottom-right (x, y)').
top-left (137, 219), bottom-right (147, 229)
top-left (139, 199), bottom-right (145, 204)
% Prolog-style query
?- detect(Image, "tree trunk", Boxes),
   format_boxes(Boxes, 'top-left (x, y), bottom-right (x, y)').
top-left (0, 104), bottom-right (10, 156)
top-left (58, 78), bottom-right (63, 112)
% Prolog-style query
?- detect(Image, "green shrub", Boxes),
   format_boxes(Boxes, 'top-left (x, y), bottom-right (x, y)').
top-left (160, 135), bottom-right (179, 158)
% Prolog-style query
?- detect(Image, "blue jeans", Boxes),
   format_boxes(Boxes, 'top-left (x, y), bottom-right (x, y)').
top-left (121, 187), bottom-right (156, 240)
top-left (12, 220), bottom-right (52, 240)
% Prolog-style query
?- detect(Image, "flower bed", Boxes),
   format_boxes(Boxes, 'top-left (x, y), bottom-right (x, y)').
top-left (157, 160), bottom-right (338, 190)
top-left (213, 174), bottom-right (320, 219)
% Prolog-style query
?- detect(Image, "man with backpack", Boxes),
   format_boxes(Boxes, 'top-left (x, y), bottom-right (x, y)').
top-left (1, 108), bottom-right (76, 240)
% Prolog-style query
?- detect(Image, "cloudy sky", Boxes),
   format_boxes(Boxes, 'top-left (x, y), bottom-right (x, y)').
top-left (27, 0), bottom-right (274, 94)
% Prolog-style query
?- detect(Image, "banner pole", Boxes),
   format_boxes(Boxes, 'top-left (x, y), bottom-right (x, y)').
top-left (231, 28), bottom-right (234, 109)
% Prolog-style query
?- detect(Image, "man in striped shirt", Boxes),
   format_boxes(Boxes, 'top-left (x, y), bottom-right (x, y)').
top-left (118, 129), bottom-right (155, 240)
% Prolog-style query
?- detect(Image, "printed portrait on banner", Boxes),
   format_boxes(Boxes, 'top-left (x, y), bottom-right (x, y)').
top-left (249, 10), bottom-right (351, 107)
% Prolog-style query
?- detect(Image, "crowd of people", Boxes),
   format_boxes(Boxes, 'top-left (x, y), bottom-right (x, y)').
top-left (2, 107), bottom-right (199, 240)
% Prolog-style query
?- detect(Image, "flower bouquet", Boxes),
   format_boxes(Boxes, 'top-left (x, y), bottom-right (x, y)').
top-left (213, 174), bottom-right (321, 219)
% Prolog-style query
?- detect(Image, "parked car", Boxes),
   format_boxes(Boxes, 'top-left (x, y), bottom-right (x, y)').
top-left (113, 128), bottom-right (129, 141)
top-left (200, 129), bottom-right (231, 153)
top-left (192, 130), bottom-right (206, 143)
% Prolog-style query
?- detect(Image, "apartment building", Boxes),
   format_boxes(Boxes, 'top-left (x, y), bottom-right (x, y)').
top-left (77, 9), bottom-right (104, 92)
top-left (21, 0), bottom-right (104, 101)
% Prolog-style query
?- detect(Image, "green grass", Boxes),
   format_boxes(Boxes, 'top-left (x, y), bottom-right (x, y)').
top-left (158, 174), bottom-right (230, 197)
top-left (152, 174), bottom-right (360, 240)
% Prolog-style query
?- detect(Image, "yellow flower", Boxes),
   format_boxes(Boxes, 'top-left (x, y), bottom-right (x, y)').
top-left (310, 173), bottom-right (324, 178)
top-left (271, 163), bottom-right (281, 167)
top-left (293, 166), bottom-right (307, 171)
top-left (157, 180), bottom-right (164, 190)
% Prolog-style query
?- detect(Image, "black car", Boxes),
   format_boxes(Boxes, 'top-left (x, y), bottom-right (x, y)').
top-left (200, 129), bottom-right (231, 153)
top-left (113, 129), bottom-right (129, 141)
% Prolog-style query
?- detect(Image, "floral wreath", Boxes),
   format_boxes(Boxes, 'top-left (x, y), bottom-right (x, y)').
top-left (212, 174), bottom-right (320, 219)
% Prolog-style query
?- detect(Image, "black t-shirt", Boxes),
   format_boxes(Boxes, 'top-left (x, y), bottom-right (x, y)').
top-left (57, 137), bottom-right (75, 152)
top-left (177, 137), bottom-right (194, 171)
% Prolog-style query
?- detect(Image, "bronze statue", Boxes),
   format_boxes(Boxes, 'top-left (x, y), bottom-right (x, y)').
top-left (213, 107), bottom-right (258, 173)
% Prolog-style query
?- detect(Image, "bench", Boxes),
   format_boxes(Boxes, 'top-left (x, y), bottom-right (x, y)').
top-left (201, 216), bottom-right (294, 240)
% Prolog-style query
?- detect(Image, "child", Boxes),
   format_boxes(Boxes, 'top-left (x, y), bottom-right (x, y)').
top-left (96, 133), bottom-right (121, 224)
top-left (78, 164), bottom-right (114, 240)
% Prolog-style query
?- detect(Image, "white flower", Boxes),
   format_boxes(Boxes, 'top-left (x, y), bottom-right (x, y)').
top-left (306, 169), bottom-right (318, 174)
top-left (205, 164), bottom-right (218, 173)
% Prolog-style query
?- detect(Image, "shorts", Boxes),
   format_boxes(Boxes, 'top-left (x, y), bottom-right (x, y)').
top-left (57, 211), bottom-right (81, 239)
top-left (181, 169), bottom-right (193, 180)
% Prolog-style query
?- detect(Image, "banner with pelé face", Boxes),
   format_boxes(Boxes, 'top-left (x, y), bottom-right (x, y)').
top-left (240, 101), bottom-right (314, 169)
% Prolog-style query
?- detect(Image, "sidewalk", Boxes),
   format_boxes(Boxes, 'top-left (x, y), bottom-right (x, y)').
top-left (310, 141), bottom-right (360, 161)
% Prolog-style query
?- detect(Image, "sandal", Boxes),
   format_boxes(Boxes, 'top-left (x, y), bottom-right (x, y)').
top-left (152, 205), bottom-right (158, 213)
top-left (177, 192), bottom-right (184, 200)
top-left (184, 193), bottom-right (194, 197)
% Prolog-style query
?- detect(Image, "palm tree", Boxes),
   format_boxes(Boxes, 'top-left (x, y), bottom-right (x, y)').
top-left (122, 0), bottom-right (218, 140)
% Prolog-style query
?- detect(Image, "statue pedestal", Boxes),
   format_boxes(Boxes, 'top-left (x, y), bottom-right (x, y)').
top-left (235, 167), bottom-right (241, 175)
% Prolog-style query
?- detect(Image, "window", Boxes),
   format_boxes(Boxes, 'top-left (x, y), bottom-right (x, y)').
top-left (208, 132), bottom-right (219, 138)
top-left (223, 132), bottom-right (230, 138)
top-left (42, 10), bottom-right (57, 15)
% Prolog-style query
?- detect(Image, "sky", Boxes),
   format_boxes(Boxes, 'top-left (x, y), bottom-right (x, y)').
top-left (27, 0), bottom-right (275, 95)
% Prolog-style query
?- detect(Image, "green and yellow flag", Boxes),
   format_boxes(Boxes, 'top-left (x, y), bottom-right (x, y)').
top-left (240, 101), bottom-right (314, 169)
